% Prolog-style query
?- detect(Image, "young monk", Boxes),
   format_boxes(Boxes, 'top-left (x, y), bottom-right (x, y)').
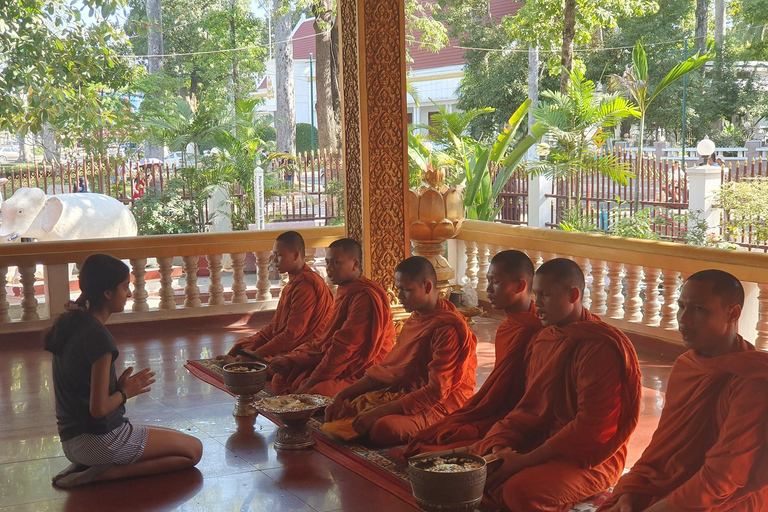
top-left (268, 238), bottom-right (395, 396)
top-left (217, 231), bottom-right (333, 362)
top-left (322, 256), bottom-right (478, 446)
top-left (405, 250), bottom-right (541, 455)
top-left (475, 258), bottom-right (642, 512)
top-left (599, 270), bottom-right (768, 512)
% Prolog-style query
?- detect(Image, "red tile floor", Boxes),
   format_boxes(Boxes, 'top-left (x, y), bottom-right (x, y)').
top-left (0, 314), bottom-right (678, 512)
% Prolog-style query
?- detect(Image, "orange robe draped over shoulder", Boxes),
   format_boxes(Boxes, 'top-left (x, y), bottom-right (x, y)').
top-left (270, 276), bottom-right (395, 397)
top-left (405, 306), bottom-right (541, 456)
top-left (228, 264), bottom-right (333, 358)
top-left (323, 299), bottom-right (478, 446)
top-left (476, 309), bottom-right (642, 512)
top-left (599, 337), bottom-right (768, 512)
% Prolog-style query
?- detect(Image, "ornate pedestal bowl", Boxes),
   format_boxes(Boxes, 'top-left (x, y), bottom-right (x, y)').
top-left (222, 362), bottom-right (268, 417)
top-left (408, 453), bottom-right (487, 512)
top-left (256, 394), bottom-right (333, 450)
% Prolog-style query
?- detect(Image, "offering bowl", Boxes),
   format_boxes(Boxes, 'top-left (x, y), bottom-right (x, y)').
top-left (222, 362), bottom-right (268, 416)
top-left (408, 452), bottom-right (487, 512)
top-left (256, 394), bottom-right (332, 450)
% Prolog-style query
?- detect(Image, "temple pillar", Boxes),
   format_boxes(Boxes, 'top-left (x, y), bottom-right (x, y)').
top-left (340, 0), bottom-right (410, 293)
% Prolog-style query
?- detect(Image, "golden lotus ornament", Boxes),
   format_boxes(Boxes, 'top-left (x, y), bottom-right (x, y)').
top-left (408, 168), bottom-right (465, 299)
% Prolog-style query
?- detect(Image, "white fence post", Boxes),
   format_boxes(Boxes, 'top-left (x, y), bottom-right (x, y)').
top-left (527, 174), bottom-right (552, 228)
top-left (686, 163), bottom-right (722, 237)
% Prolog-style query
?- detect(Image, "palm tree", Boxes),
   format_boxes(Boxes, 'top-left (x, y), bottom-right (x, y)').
top-left (529, 68), bottom-right (639, 212)
top-left (609, 41), bottom-right (709, 210)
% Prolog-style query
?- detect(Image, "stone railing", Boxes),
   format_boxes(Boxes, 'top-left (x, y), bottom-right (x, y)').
top-left (451, 220), bottom-right (768, 349)
top-left (0, 226), bottom-right (345, 334)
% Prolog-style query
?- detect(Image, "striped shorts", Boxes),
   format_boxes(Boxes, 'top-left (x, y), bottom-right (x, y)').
top-left (62, 422), bottom-right (149, 466)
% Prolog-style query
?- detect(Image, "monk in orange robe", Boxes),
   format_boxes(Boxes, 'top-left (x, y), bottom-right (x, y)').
top-left (268, 238), bottom-right (395, 397)
top-left (599, 270), bottom-right (768, 512)
top-left (474, 258), bottom-right (642, 512)
top-left (216, 231), bottom-right (333, 362)
top-left (405, 250), bottom-right (541, 455)
top-left (322, 256), bottom-right (478, 446)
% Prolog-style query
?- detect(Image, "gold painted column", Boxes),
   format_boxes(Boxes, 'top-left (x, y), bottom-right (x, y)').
top-left (339, 0), bottom-right (410, 292)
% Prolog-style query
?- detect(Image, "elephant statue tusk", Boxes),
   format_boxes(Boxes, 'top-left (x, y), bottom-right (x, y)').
top-left (6, 232), bottom-right (20, 242)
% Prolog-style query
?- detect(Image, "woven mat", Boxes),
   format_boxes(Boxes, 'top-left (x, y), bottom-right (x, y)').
top-left (185, 359), bottom-right (612, 511)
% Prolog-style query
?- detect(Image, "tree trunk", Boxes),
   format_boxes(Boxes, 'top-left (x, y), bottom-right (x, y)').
top-left (694, 0), bottom-right (709, 53)
top-left (560, 0), bottom-right (576, 93)
top-left (313, 0), bottom-right (341, 152)
top-left (146, 0), bottom-right (165, 160)
top-left (527, 46), bottom-right (539, 160)
top-left (714, 0), bottom-right (726, 50)
top-left (16, 132), bottom-right (30, 163)
top-left (274, 0), bottom-right (296, 155)
top-left (229, 0), bottom-right (239, 135)
top-left (41, 123), bottom-right (58, 163)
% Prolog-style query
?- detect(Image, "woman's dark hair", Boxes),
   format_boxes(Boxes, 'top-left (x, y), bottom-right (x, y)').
top-left (44, 254), bottom-right (130, 354)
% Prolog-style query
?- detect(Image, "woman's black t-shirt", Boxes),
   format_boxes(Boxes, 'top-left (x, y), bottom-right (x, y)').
top-left (52, 315), bottom-right (127, 441)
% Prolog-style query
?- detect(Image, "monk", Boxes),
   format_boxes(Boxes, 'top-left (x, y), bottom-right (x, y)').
top-left (405, 250), bottom-right (541, 455)
top-left (322, 256), bottom-right (477, 446)
top-left (268, 238), bottom-right (395, 397)
top-left (475, 258), bottom-right (642, 512)
top-left (216, 231), bottom-right (333, 362)
top-left (599, 270), bottom-right (768, 512)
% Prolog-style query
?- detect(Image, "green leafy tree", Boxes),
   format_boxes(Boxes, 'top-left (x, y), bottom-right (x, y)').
top-left (609, 41), bottom-right (709, 209)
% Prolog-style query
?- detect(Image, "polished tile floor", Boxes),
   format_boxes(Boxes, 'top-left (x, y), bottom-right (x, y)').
top-left (0, 314), bottom-right (675, 512)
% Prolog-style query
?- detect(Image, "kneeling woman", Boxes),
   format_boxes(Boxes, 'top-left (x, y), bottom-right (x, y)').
top-left (46, 254), bottom-right (202, 487)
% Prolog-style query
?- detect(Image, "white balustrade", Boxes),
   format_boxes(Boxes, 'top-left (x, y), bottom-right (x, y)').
top-left (0, 266), bottom-right (10, 323)
top-left (574, 257), bottom-right (591, 310)
top-left (624, 264), bottom-right (643, 323)
top-left (207, 254), bottom-right (225, 306)
top-left (157, 257), bottom-right (176, 310)
top-left (182, 256), bottom-right (201, 308)
top-left (477, 243), bottom-right (490, 300)
top-left (590, 260), bottom-right (608, 316)
top-left (130, 258), bottom-right (149, 312)
top-left (606, 262), bottom-right (625, 319)
top-left (527, 250), bottom-right (543, 270)
top-left (256, 251), bottom-right (273, 301)
top-left (19, 265), bottom-right (39, 321)
top-left (279, 272), bottom-right (289, 298)
top-left (464, 241), bottom-right (478, 289)
top-left (660, 271), bottom-right (681, 330)
top-left (642, 267), bottom-right (662, 327)
top-left (230, 253), bottom-right (248, 304)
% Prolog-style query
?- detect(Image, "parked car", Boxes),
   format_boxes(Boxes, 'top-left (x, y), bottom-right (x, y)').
top-left (0, 146), bottom-right (21, 164)
top-left (163, 151), bottom-right (195, 167)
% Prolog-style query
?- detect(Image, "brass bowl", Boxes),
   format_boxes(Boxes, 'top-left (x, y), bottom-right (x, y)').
top-left (222, 362), bottom-right (267, 416)
top-left (256, 394), bottom-right (333, 450)
top-left (408, 453), bottom-right (487, 512)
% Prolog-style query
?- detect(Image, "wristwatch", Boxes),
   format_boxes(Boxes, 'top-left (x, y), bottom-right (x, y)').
top-left (119, 389), bottom-right (127, 405)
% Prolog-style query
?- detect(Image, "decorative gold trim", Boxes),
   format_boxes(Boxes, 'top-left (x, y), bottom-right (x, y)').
top-left (408, 72), bottom-right (464, 83)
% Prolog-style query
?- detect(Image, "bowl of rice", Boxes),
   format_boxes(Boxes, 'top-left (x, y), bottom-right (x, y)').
top-left (408, 453), bottom-right (487, 512)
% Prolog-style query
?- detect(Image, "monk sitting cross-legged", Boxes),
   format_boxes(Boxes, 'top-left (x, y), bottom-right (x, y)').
top-left (216, 231), bottom-right (333, 363)
top-left (322, 256), bottom-right (478, 446)
top-left (405, 250), bottom-right (541, 456)
top-left (268, 238), bottom-right (395, 397)
top-left (599, 270), bottom-right (768, 512)
top-left (475, 258), bottom-right (642, 512)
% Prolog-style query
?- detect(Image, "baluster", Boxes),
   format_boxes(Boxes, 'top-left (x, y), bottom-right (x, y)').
top-left (182, 255), bottom-right (201, 308)
top-left (660, 270), bottom-right (681, 329)
top-left (130, 258), bottom-right (149, 312)
top-left (157, 257), bottom-right (176, 310)
top-left (756, 283), bottom-right (768, 350)
top-left (590, 259), bottom-right (608, 316)
top-left (526, 250), bottom-right (543, 271)
top-left (477, 243), bottom-right (490, 299)
top-left (279, 272), bottom-right (289, 298)
top-left (0, 266), bottom-right (10, 323)
top-left (624, 264), bottom-right (643, 322)
top-left (642, 267), bottom-right (662, 327)
top-left (606, 262), bottom-right (625, 319)
top-left (255, 251), bottom-right (273, 301)
top-left (304, 247), bottom-right (316, 270)
top-left (207, 254), bottom-right (225, 306)
top-left (230, 253), bottom-right (247, 304)
top-left (19, 265), bottom-right (39, 321)
top-left (574, 257), bottom-right (591, 310)
top-left (464, 241), bottom-right (478, 288)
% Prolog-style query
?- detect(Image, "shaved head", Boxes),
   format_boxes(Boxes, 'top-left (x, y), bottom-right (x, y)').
top-left (490, 250), bottom-right (534, 290)
top-left (686, 270), bottom-right (744, 308)
top-left (395, 256), bottom-right (437, 285)
top-left (276, 230), bottom-right (305, 254)
top-left (329, 238), bottom-right (363, 262)
top-left (535, 258), bottom-right (585, 294)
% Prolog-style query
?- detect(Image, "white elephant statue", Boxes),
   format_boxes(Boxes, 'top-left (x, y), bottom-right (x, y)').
top-left (0, 187), bottom-right (137, 242)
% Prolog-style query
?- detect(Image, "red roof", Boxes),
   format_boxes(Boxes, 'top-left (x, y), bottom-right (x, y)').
top-left (292, 19), bottom-right (317, 60)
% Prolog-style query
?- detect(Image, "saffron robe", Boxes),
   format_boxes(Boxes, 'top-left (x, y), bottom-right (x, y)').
top-left (476, 309), bottom-right (642, 512)
top-left (322, 299), bottom-right (478, 445)
top-left (404, 306), bottom-right (541, 456)
top-left (228, 265), bottom-right (333, 358)
top-left (599, 337), bottom-right (768, 512)
top-left (270, 276), bottom-right (395, 396)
